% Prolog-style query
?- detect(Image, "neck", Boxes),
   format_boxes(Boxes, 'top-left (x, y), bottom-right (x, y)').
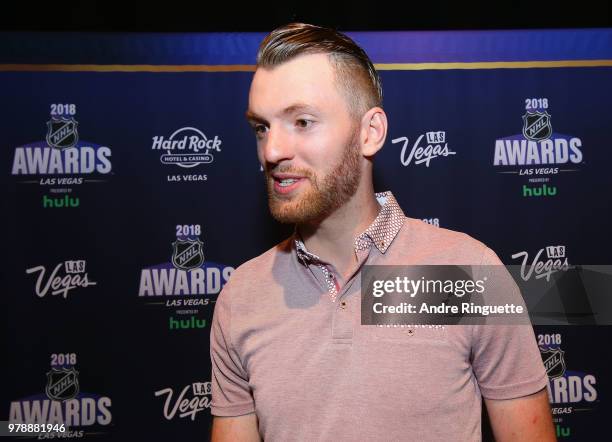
top-left (297, 184), bottom-right (380, 277)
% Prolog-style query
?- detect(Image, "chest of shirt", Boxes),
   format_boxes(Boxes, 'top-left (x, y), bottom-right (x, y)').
top-left (231, 275), bottom-right (474, 387)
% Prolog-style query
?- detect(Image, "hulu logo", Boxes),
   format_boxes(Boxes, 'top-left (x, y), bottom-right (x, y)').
top-left (169, 316), bottom-right (206, 330)
top-left (42, 195), bottom-right (80, 208)
top-left (522, 184), bottom-right (557, 197)
top-left (556, 424), bottom-right (570, 438)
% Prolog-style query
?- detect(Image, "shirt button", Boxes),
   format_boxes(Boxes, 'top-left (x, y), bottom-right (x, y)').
top-left (340, 300), bottom-right (347, 309)
top-left (407, 328), bottom-right (414, 336)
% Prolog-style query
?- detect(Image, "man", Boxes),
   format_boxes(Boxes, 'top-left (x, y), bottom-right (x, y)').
top-left (210, 23), bottom-right (555, 441)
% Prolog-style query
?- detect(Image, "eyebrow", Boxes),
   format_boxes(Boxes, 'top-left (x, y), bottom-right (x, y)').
top-left (245, 103), bottom-right (319, 124)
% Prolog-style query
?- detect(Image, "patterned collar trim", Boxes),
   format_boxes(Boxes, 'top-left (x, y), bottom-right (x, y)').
top-left (294, 191), bottom-right (405, 266)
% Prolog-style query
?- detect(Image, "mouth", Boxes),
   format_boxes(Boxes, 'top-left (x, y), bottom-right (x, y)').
top-left (271, 174), bottom-right (306, 195)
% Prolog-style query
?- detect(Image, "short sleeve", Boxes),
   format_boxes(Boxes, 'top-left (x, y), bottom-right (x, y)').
top-left (470, 246), bottom-right (549, 400)
top-left (210, 280), bottom-right (256, 416)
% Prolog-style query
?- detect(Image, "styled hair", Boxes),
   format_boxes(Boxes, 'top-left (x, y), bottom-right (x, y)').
top-left (256, 23), bottom-right (383, 120)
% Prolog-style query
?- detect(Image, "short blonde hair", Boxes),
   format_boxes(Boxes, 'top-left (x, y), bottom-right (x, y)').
top-left (256, 23), bottom-right (383, 120)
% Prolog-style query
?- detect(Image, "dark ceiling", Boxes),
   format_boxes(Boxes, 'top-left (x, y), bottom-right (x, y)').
top-left (2, 1), bottom-right (611, 32)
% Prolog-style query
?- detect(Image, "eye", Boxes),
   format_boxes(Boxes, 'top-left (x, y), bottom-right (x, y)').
top-left (296, 119), bottom-right (313, 129)
top-left (252, 124), bottom-right (268, 137)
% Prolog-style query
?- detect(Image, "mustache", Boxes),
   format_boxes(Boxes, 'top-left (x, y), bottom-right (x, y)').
top-left (264, 165), bottom-right (314, 179)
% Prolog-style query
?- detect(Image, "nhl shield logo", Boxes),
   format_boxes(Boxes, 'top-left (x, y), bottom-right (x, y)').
top-left (46, 117), bottom-right (79, 149)
top-left (172, 239), bottom-right (204, 270)
top-left (522, 111), bottom-right (552, 141)
top-left (45, 368), bottom-right (80, 401)
top-left (540, 347), bottom-right (566, 379)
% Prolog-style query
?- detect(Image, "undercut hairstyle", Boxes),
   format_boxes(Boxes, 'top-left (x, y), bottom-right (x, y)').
top-left (256, 22), bottom-right (383, 121)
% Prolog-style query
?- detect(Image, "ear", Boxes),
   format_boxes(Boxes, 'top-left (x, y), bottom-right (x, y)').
top-left (360, 107), bottom-right (388, 157)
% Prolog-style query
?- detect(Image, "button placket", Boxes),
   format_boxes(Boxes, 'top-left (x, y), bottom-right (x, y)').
top-left (332, 290), bottom-right (353, 340)
top-left (319, 264), bottom-right (339, 302)
top-left (295, 191), bottom-right (405, 305)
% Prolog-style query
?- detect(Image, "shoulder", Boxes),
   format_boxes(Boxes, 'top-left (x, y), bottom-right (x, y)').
top-left (396, 217), bottom-right (502, 265)
top-left (222, 236), bottom-right (293, 294)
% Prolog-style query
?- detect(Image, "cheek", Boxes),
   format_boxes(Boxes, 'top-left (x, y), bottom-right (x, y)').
top-left (256, 143), bottom-right (266, 166)
top-left (307, 134), bottom-right (348, 167)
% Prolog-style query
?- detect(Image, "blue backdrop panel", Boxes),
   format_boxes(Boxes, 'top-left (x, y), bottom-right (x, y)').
top-left (1, 29), bottom-right (611, 441)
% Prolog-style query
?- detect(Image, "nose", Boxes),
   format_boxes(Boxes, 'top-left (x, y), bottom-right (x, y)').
top-left (259, 124), bottom-right (294, 166)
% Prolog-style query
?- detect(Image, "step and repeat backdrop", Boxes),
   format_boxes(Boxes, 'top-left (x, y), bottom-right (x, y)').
top-left (2, 29), bottom-right (611, 440)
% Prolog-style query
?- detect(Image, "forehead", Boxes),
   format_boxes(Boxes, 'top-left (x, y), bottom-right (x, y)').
top-left (248, 53), bottom-right (346, 118)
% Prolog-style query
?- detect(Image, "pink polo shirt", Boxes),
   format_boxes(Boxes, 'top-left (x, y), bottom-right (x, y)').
top-left (210, 192), bottom-right (547, 441)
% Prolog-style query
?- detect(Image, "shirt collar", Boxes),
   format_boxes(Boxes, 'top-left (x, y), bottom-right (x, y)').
top-left (294, 191), bottom-right (405, 266)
